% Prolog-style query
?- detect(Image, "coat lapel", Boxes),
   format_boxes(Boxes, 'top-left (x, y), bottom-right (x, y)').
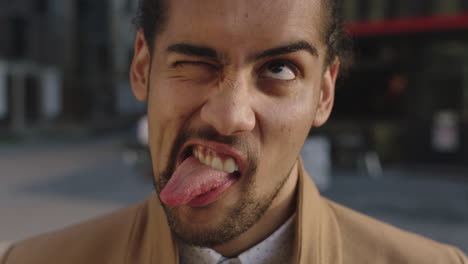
top-left (294, 158), bottom-right (343, 264)
top-left (148, 192), bottom-right (179, 264)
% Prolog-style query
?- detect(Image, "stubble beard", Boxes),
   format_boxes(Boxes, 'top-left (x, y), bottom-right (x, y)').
top-left (152, 127), bottom-right (291, 248)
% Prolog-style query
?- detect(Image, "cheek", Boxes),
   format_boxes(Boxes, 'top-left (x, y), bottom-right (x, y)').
top-left (147, 78), bottom-right (207, 173)
top-left (150, 78), bottom-right (204, 115)
top-left (263, 87), bottom-right (317, 150)
top-left (270, 102), bottom-right (314, 159)
top-left (252, 91), bottom-right (317, 187)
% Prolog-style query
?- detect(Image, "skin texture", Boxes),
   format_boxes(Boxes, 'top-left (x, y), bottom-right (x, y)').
top-left (130, 0), bottom-right (340, 257)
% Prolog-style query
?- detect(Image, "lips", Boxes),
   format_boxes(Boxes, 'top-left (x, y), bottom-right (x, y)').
top-left (159, 140), bottom-right (245, 207)
top-left (178, 139), bottom-right (246, 174)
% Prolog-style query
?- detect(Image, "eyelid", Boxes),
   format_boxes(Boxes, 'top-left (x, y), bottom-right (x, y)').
top-left (173, 60), bottom-right (219, 70)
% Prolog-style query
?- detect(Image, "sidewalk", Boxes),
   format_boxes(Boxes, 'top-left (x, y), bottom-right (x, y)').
top-left (0, 135), bottom-right (152, 242)
top-left (323, 167), bottom-right (468, 253)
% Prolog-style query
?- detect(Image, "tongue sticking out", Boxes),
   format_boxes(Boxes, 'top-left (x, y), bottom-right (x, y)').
top-left (160, 156), bottom-right (236, 207)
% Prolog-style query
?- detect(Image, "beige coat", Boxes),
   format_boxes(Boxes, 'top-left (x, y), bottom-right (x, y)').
top-left (3, 160), bottom-right (467, 263)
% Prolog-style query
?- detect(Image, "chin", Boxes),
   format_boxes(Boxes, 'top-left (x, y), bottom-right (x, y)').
top-left (168, 206), bottom-right (234, 247)
top-left (177, 197), bottom-right (234, 224)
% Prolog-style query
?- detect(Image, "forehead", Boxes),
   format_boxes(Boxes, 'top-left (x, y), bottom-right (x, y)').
top-left (159, 0), bottom-right (326, 57)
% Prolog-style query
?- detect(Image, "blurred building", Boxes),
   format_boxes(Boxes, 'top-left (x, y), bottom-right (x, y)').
top-left (0, 0), bottom-right (143, 133)
top-left (1, 0), bottom-right (467, 167)
top-left (328, 0), bottom-right (468, 166)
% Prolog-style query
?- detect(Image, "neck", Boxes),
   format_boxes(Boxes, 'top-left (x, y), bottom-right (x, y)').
top-left (212, 162), bottom-right (299, 257)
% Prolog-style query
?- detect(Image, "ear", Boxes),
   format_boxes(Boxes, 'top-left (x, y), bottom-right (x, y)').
top-left (312, 58), bottom-right (340, 127)
top-left (130, 30), bottom-right (151, 102)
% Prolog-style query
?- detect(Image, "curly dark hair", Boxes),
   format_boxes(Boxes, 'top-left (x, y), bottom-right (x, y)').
top-left (134, 0), bottom-right (352, 71)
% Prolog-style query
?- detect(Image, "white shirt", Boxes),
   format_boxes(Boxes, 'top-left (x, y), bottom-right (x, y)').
top-left (178, 214), bottom-right (296, 264)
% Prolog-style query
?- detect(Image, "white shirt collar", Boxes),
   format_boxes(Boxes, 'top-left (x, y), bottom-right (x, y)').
top-left (178, 214), bottom-right (296, 264)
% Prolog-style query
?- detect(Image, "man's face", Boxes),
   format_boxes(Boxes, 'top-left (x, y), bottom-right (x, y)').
top-left (131, 0), bottom-right (338, 247)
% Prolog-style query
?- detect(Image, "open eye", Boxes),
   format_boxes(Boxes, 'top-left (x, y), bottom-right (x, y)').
top-left (260, 61), bottom-right (298, 81)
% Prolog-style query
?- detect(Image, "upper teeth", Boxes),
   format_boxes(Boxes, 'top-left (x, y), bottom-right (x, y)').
top-left (193, 146), bottom-right (239, 173)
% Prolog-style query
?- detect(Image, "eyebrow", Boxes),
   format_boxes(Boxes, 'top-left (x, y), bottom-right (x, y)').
top-left (166, 40), bottom-right (319, 62)
top-left (251, 41), bottom-right (319, 61)
top-left (167, 43), bottom-right (218, 60)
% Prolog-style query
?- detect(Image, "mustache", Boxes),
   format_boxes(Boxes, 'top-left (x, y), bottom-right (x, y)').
top-left (171, 126), bottom-right (250, 173)
top-left (187, 127), bottom-right (245, 146)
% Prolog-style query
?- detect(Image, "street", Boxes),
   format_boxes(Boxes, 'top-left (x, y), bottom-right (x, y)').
top-left (0, 136), bottom-right (152, 242)
top-left (1, 136), bottom-right (467, 253)
top-left (322, 168), bottom-right (468, 253)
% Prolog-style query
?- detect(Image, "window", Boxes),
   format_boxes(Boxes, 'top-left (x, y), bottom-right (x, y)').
top-left (98, 43), bottom-right (109, 71)
top-left (10, 17), bottom-right (26, 59)
top-left (125, 0), bottom-right (134, 13)
top-left (385, 1), bottom-right (399, 18)
top-left (36, 0), bottom-right (49, 14)
top-left (357, 0), bottom-right (371, 20)
top-left (462, 0), bottom-right (468, 11)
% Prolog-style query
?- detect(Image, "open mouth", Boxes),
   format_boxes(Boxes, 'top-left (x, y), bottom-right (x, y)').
top-left (184, 145), bottom-right (241, 175)
top-left (159, 140), bottom-right (245, 207)
top-left (178, 140), bottom-right (244, 178)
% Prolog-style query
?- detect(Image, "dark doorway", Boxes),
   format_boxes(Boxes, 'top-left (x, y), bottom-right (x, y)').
top-left (0, 74), bottom-right (13, 126)
top-left (25, 75), bottom-right (41, 124)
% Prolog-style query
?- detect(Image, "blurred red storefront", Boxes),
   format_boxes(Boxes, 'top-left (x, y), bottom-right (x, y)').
top-left (326, 13), bottom-right (468, 166)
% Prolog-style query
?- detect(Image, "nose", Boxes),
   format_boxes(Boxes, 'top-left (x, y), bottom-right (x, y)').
top-left (200, 75), bottom-right (256, 136)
